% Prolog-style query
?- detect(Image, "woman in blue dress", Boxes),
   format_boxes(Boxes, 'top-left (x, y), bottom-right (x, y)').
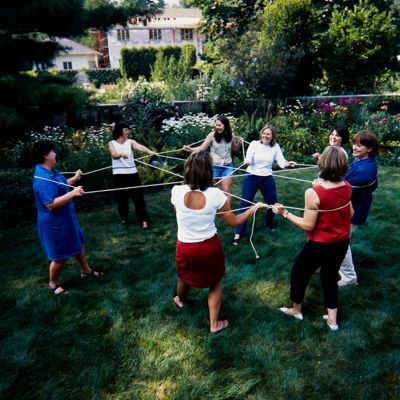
top-left (32, 140), bottom-right (102, 294)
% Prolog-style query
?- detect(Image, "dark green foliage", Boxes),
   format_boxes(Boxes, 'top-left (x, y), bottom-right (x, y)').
top-left (318, 0), bottom-right (397, 93)
top-left (86, 68), bottom-right (122, 86)
top-left (121, 46), bottom-right (185, 79)
top-left (0, 0), bottom-right (163, 146)
top-left (121, 46), bottom-right (158, 79)
top-left (0, 74), bottom-right (88, 147)
top-left (121, 78), bottom-right (176, 136)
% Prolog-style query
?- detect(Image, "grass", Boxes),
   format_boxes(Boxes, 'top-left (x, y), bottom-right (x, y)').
top-left (0, 166), bottom-right (399, 399)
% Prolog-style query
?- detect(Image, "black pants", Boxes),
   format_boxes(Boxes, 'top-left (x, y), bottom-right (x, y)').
top-left (113, 173), bottom-right (149, 225)
top-left (290, 239), bottom-right (349, 309)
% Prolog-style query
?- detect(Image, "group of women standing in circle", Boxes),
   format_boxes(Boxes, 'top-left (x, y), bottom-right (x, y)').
top-left (32, 114), bottom-right (379, 333)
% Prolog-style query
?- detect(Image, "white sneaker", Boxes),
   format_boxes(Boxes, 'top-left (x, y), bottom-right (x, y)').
top-left (323, 315), bottom-right (339, 331)
top-left (337, 279), bottom-right (358, 287)
top-left (279, 307), bottom-right (303, 320)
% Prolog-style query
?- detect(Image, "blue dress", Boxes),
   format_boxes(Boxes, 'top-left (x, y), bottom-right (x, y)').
top-left (33, 165), bottom-right (86, 261)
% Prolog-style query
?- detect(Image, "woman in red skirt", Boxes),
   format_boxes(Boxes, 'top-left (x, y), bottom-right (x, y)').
top-left (171, 151), bottom-right (267, 334)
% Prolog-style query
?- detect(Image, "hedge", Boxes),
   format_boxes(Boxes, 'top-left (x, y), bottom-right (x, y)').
top-left (121, 45), bottom-right (193, 79)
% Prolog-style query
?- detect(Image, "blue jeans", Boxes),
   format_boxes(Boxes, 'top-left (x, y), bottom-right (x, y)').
top-left (235, 174), bottom-right (277, 235)
top-left (213, 162), bottom-right (234, 179)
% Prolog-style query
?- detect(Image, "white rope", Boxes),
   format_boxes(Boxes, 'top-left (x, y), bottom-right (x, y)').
top-left (84, 180), bottom-right (183, 194)
top-left (272, 174), bottom-right (313, 184)
top-left (351, 179), bottom-right (377, 189)
top-left (34, 176), bottom-right (75, 188)
top-left (134, 158), bottom-right (184, 179)
top-left (214, 162), bottom-right (246, 186)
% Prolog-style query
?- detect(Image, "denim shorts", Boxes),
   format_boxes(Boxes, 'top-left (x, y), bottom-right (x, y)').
top-left (213, 162), bottom-right (234, 179)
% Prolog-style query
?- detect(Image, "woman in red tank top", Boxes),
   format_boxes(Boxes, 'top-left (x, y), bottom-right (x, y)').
top-left (272, 146), bottom-right (353, 331)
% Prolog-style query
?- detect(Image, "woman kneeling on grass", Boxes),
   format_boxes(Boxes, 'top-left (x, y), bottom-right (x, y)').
top-left (272, 146), bottom-right (353, 331)
top-left (32, 140), bottom-right (103, 295)
top-left (171, 151), bottom-right (267, 334)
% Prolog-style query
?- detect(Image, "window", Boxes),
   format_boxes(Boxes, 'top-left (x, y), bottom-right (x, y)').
top-left (117, 29), bottom-right (130, 41)
top-left (63, 61), bottom-right (72, 70)
top-left (88, 61), bottom-right (96, 69)
top-left (149, 29), bottom-right (162, 41)
top-left (181, 29), bottom-right (193, 41)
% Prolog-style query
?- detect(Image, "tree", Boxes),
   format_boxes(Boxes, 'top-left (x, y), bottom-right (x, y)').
top-left (189, 0), bottom-right (267, 40)
top-left (218, 0), bottom-right (317, 98)
top-left (0, 0), bottom-right (163, 145)
top-left (318, 0), bottom-right (397, 92)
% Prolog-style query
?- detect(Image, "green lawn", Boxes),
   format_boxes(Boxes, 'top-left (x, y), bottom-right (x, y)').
top-left (1, 166), bottom-right (399, 399)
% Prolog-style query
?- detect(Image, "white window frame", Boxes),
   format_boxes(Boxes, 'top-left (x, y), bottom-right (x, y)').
top-left (63, 61), bottom-right (73, 70)
top-left (117, 29), bottom-right (130, 41)
top-left (149, 29), bottom-right (162, 41)
top-left (181, 29), bottom-right (193, 41)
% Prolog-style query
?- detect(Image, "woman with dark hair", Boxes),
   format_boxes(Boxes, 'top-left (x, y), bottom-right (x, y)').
top-left (232, 125), bottom-right (296, 245)
top-left (32, 140), bottom-right (102, 295)
top-left (312, 125), bottom-right (350, 161)
top-left (272, 146), bottom-right (353, 330)
top-left (183, 115), bottom-right (242, 200)
top-left (338, 130), bottom-right (379, 287)
top-left (171, 151), bottom-right (267, 333)
top-left (108, 122), bottom-right (156, 228)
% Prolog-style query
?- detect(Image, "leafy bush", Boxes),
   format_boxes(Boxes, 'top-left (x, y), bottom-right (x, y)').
top-left (121, 46), bottom-right (184, 80)
top-left (86, 68), bottom-right (121, 86)
top-left (208, 67), bottom-right (249, 115)
top-left (121, 78), bottom-right (176, 137)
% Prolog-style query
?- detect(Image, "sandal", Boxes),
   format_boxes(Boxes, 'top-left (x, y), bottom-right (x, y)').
top-left (81, 269), bottom-right (104, 279)
top-left (172, 289), bottom-right (184, 309)
top-left (48, 284), bottom-right (67, 295)
top-left (232, 236), bottom-right (240, 246)
top-left (210, 320), bottom-right (229, 334)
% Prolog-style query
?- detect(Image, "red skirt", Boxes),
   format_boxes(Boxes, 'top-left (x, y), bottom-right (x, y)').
top-left (176, 235), bottom-right (225, 288)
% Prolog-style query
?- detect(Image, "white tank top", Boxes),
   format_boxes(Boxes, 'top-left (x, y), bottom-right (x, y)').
top-left (111, 139), bottom-right (137, 174)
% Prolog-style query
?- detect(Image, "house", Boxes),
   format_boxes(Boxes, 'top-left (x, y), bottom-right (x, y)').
top-left (35, 38), bottom-right (102, 71)
top-left (107, 8), bottom-right (205, 69)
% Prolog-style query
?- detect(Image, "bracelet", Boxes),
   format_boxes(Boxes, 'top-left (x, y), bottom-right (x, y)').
top-left (283, 210), bottom-right (290, 218)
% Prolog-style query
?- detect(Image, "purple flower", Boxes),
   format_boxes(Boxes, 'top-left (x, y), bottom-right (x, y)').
top-left (229, 80), bottom-right (235, 87)
top-left (239, 80), bottom-right (244, 85)
top-left (140, 98), bottom-right (145, 104)
top-left (214, 96), bottom-right (219, 101)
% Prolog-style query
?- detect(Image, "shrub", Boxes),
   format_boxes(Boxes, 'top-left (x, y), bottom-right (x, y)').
top-left (121, 78), bottom-right (176, 137)
top-left (86, 69), bottom-right (121, 86)
top-left (121, 46), bottom-right (184, 80)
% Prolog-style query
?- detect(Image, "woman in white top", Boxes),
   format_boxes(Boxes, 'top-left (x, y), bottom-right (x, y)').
top-left (232, 125), bottom-right (296, 245)
top-left (183, 115), bottom-right (242, 202)
top-left (171, 151), bottom-right (267, 334)
top-left (108, 123), bottom-right (156, 228)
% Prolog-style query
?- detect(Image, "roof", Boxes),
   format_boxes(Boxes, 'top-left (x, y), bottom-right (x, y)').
top-left (57, 38), bottom-right (101, 56)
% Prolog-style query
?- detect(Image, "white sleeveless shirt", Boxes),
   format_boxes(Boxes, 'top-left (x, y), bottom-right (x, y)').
top-left (171, 185), bottom-right (227, 242)
top-left (110, 139), bottom-right (138, 175)
top-left (210, 136), bottom-right (232, 166)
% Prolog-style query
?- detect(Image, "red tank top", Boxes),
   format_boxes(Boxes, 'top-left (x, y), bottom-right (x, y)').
top-left (306, 182), bottom-right (352, 243)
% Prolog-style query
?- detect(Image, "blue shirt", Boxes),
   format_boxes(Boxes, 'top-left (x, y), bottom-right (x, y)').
top-left (33, 165), bottom-right (85, 261)
top-left (344, 157), bottom-right (378, 225)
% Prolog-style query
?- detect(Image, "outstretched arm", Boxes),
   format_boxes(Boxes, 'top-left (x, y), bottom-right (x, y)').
top-left (218, 200), bottom-right (268, 227)
top-left (183, 132), bottom-right (213, 153)
top-left (272, 188), bottom-right (319, 232)
top-left (131, 140), bottom-right (157, 156)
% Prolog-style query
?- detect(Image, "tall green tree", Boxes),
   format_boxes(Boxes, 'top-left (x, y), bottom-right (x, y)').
top-left (318, 0), bottom-right (397, 92)
top-left (219, 0), bottom-right (317, 98)
top-left (0, 0), bottom-right (163, 145)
